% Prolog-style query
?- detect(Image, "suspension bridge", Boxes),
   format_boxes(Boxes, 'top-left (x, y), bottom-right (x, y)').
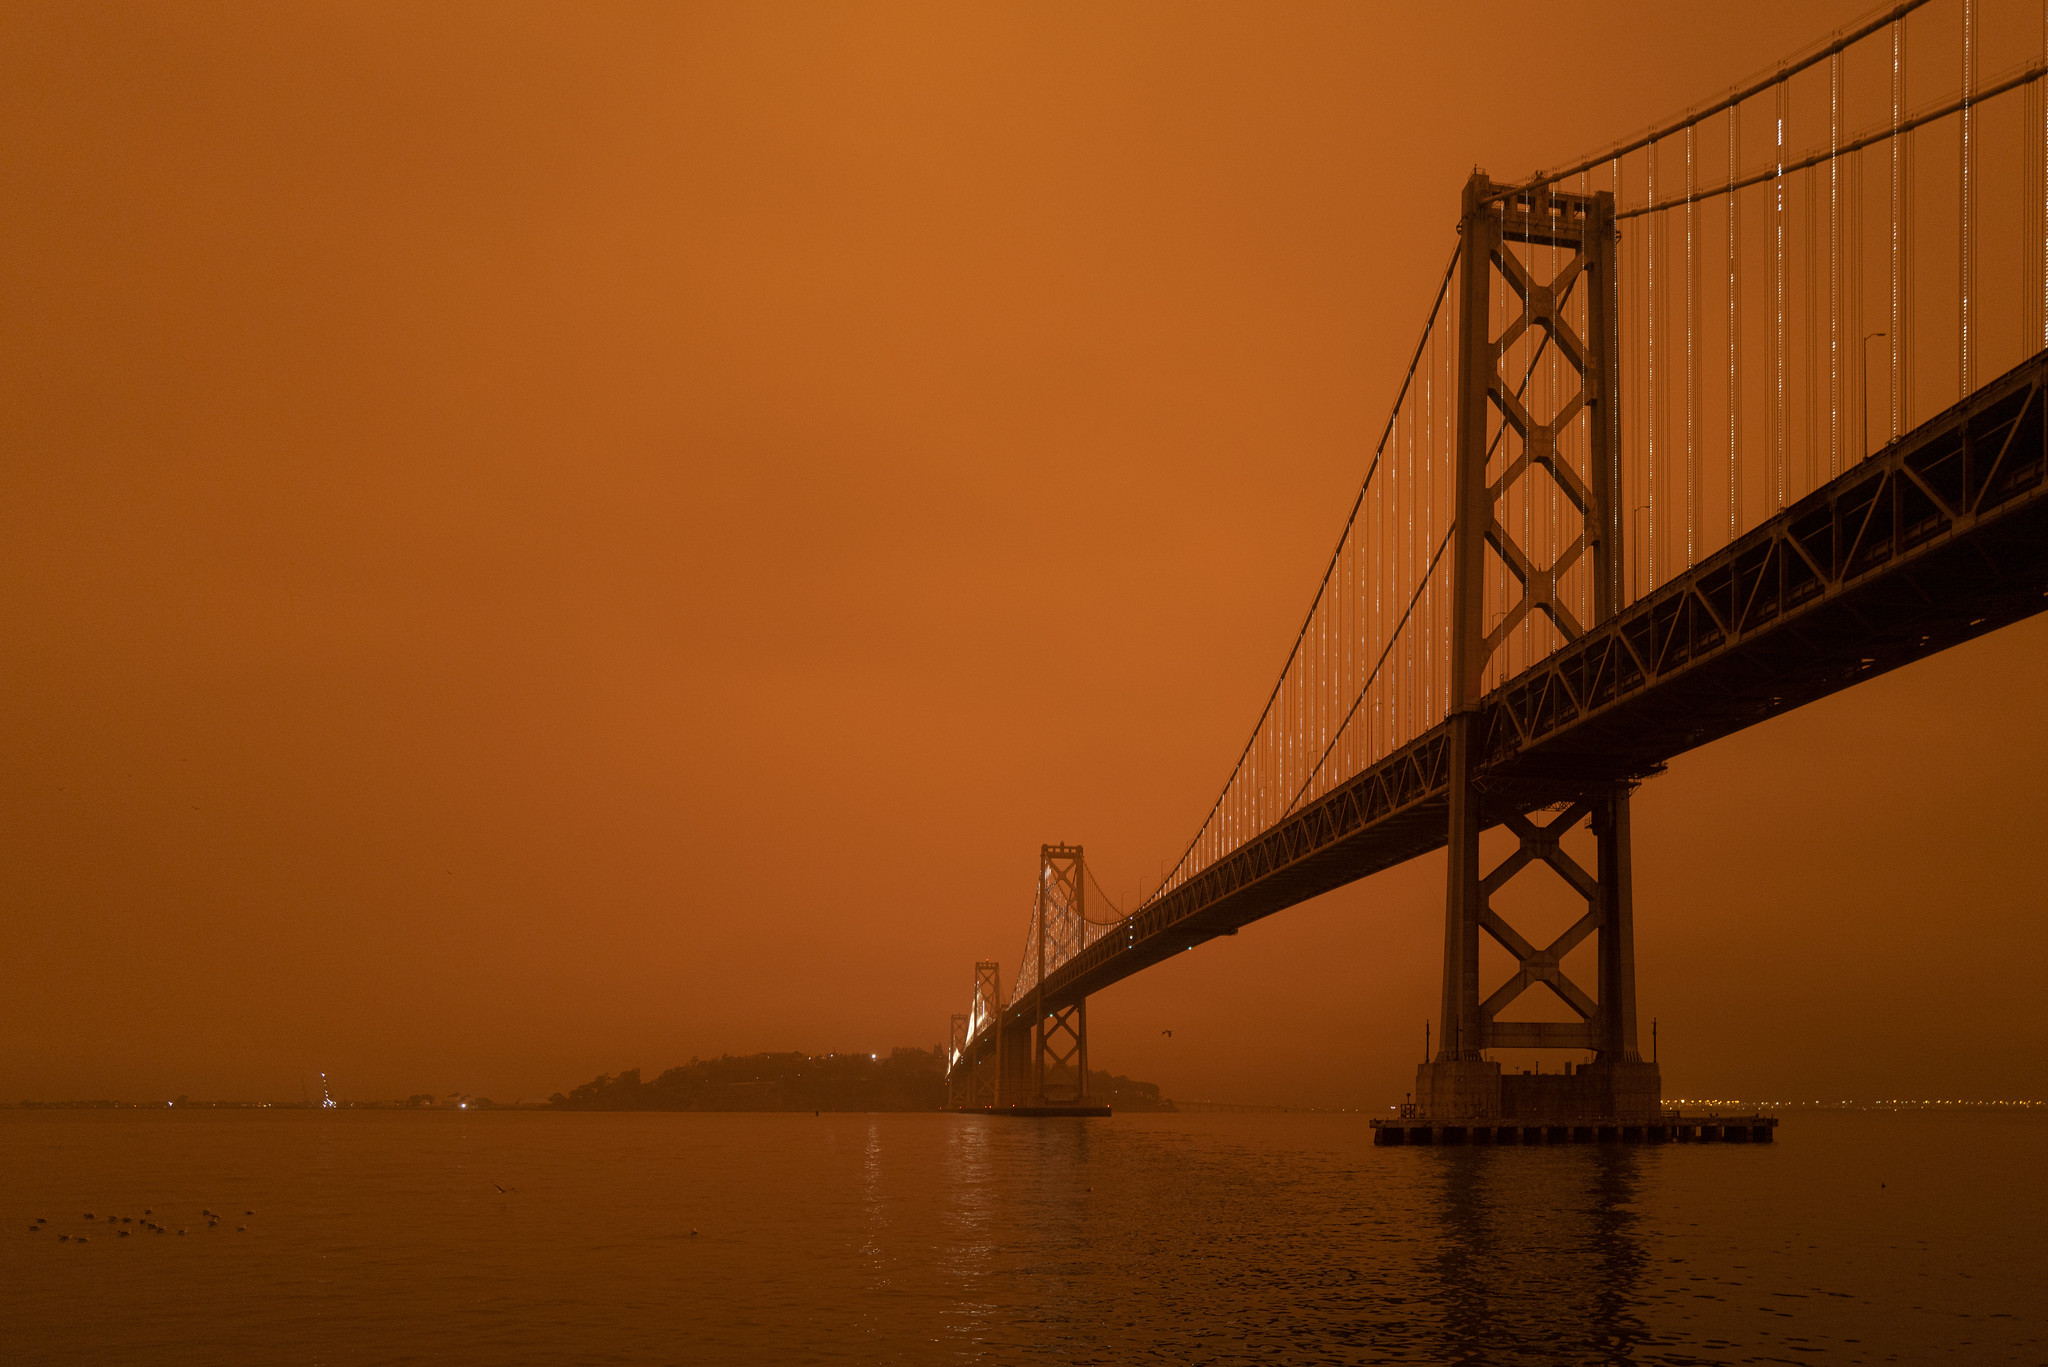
top-left (943, 0), bottom-right (2048, 1137)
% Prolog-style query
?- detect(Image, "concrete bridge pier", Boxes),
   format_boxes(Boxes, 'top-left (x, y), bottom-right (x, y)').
top-left (995, 1004), bottom-right (1031, 1106)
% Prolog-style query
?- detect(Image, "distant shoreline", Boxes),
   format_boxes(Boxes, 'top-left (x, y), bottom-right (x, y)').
top-left (4, 1098), bottom-right (2041, 1112)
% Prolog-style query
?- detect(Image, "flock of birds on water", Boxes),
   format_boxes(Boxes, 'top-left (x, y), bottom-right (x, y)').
top-left (28, 1207), bottom-right (254, 1243)
top-left (28, 1188), bottom-right (700, 1242)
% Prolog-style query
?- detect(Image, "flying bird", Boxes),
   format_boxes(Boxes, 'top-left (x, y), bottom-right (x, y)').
top-left (1161, 1030), bottom-right (1173, 1038)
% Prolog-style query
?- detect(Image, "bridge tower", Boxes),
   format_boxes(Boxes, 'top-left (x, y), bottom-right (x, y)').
top-left (959, 960), bottom-right (1003, 1110)
top-left (1424, 171), bottom-right (1661, 1124)
top-left (945, 1012), bottom-right (969, 1109)
top-left (1024, 843), bottom-right (1092, 1107)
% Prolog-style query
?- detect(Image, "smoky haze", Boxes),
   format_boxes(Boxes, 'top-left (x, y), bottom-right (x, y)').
top-left (3, 0), bottom-right (2043, 1108)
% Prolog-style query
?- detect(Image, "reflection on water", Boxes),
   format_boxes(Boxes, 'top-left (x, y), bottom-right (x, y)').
top-left (933, 1121), bottom-right (1673, 1364)
top-left (3, 1110), bottom-right (2042, 1364)
top-left (1427, 1146), bottom-right (1649, 1362)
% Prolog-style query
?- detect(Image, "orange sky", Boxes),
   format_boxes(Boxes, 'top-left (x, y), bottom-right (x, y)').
top-left (4, 1), bottom-right (2044, 1107)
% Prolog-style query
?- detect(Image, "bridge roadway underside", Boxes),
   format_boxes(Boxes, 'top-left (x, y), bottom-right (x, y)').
top-left (965, 348), bottom-right (2048, 1056)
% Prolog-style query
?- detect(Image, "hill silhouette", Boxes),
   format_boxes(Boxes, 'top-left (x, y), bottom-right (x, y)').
top-left (548, 1048), bottom-right (1173, 1112)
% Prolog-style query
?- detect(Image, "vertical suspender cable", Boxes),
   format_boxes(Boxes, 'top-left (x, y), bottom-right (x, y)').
top-left (1397, 381), bottom-right (1407, 746)
top-left (1850, 143), bottom-right (1865, 461)
top-left (1831, 51), bottom-right (1841, 479)
top-left (1551, 225), bottom-right (1561, 613)
top-left (1961, 0), bottom-right (1974, 399)
top-left (1906, 30), bottom-right (1916, 430)
top-left (1808, 166), bottom-right (1819, 495)
top-left (1613, 152), bottom-right (1626, 603)
top-left (1776, 78), bottom-right (1788, 510)
top-left (1583, 167), bottom-right (1594, 626)
top-left (1499, 227), bottom-right (1515, 664)
top-left (1648, 138), bottom-right (1658, 591)
top-left (1731, 104), bottom-right (1742, 540)
top-left (1392, 389), bottom-right (1409, 741)
top-left (1424, 298), bottom-right (1433, 724)
top-left (1686, 123), bottom-right (1697, 567)
top-left (1892, 19), bottom-right (1903, 439)
top-left (1408, 367), bottom-right (1417, 732)
top-left (1522, 225), bottom-right (1533, 668)
top-left (2034, 67), bottom-right (2045, 356)
top-left (1314, 558), bottom-right (1322, 803)
top-left (1527, 226), bottom-right (1535, 663)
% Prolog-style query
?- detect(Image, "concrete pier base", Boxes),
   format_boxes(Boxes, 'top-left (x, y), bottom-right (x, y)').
top-left (1378, 1057), bottom-right (1759, 1144)
top-left (1499, 1059), bottom-right (1664, 1122)
top-left (1372, 1111), bottom-right (1776, 1145)
top-left (1413, 1058), bottom-right (1664, 1123)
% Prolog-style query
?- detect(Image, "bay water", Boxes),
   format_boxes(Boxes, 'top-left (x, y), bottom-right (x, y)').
top-left (3, 1108), bottom-right (2040, 1364)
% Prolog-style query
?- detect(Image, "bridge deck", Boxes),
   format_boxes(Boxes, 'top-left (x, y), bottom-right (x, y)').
top-left (968, 348), bottom-right (2048, 1051)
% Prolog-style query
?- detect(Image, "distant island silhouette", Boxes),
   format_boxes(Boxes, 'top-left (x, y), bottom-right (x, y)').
top-left (547, 1047), bottom-right (1175, 1112)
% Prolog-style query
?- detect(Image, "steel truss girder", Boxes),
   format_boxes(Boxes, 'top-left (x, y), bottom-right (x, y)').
top-left (1007, 730), bottom-right (1453, 1025)
top-left (1479, 357), bottom-right (2048, 769)
top-left (962, 349), bottom-right (2048, 1065)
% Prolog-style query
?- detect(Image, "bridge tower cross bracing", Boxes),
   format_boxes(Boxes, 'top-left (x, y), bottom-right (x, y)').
top-left (961, 960), bottom-right (1003, 1109)
top-left (1027, 844), bottom-right (1092, 1107)
top-left (1427, 171), bottom-right (1660, 1123)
